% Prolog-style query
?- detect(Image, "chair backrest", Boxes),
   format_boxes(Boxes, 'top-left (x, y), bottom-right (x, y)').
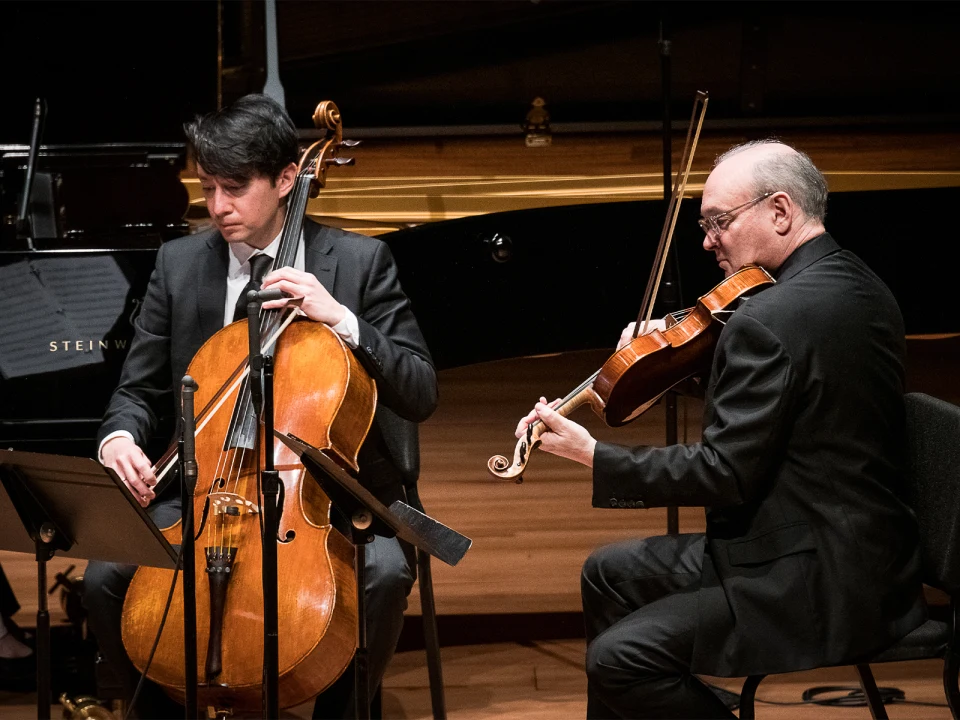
top-left (904, 392), bottom-right (960, 595)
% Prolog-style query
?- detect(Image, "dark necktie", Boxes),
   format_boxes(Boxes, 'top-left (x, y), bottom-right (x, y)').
top-left (232, 253), bottom-right (274, 322)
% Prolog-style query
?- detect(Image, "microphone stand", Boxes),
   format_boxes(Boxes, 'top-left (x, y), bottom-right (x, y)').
top-left (659, 13), bottom-right (683, 536)
top-left (180, 377), bottom-right (200, 720)
top-left (247, 290), bottom-right (280, 720)
top-left (16, 97), bottom-right (46, 249)
top-left (657, 27), bottom-right (737, 713)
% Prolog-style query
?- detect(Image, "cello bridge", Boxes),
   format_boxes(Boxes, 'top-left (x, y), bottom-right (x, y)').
top-left (208, 492), bottom-right (260, 516)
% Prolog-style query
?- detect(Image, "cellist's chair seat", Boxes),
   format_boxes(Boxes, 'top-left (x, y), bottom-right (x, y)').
top-left (739, 392), bottom-right (960, 720)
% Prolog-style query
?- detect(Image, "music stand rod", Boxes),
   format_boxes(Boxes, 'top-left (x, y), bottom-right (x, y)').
top-left (35, 525), bottom-right (54, 720)
top-left (180, 377), bottom-right (200, 720)
top-left (0, 464), bottom-right (70, 720)
top-left (247, 292), bottom-right (280, 719)
top-left (659, 13), bottom-right (681, 536)
top-left (352, 515), bottom-right (373, 720)
top-left (261, 357), bottom-right (280, 719)
top-left (0, 453), bottom-right (180, 718)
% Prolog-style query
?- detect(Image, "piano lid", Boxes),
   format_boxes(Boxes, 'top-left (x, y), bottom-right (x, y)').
top-left (1, 143), bottom-right (190, 250)
top-left (380, 186), bottom-right (960, 372)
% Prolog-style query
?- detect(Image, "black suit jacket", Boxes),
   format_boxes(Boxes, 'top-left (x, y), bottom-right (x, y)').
top-left (98, 219), bottom-right (438, 506)
top-left (593, 234), bottom-right (925, 677)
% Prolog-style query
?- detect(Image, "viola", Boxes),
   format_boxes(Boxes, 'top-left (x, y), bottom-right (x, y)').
top-left (487, 91), bottom-right (776, 482)
top-left (487, 265), bottom-right (774, 481)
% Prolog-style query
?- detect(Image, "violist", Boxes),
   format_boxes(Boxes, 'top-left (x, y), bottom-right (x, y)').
top-left (514, 141), bottom-right (925, 719)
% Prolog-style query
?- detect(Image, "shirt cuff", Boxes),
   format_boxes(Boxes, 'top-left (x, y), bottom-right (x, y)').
top-left (99, 430), bottom-right (135, 463)
top-left (331, 306), bottom-right (360, 349)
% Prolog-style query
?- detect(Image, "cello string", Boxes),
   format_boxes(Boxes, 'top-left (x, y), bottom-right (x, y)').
top-left (228, 175), bottom-right (307, 549)
top-left (207, 164), bottom-right (313, 551)
top-left (218, 170), bottom-right (311, 544)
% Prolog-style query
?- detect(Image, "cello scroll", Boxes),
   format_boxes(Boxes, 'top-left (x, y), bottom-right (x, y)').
top-left (302, 100), bottom-right (360, 196)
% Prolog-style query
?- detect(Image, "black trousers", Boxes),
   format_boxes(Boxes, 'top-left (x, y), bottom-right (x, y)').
top-left (581, 533), bottom-right (736, 720)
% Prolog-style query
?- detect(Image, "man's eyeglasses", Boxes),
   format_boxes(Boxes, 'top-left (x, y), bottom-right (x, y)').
top-left (698, 191), bottom-right (775, 236)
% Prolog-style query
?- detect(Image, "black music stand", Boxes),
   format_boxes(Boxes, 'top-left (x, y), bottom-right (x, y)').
top-left (274, 432), bottom-right (472, 720)
top-left (0, 450), bottom-right (178, 720)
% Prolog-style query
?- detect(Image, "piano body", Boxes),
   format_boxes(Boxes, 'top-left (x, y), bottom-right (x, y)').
top-left (1, 0), bottom-right (959, 623)
top-left (0, 144), bottom-right (189, 457)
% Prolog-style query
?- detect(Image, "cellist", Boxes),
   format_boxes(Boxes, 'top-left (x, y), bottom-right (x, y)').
top-left (514, 141), bottom-right (925, 719)
top-left (83, 93), bottom-right (438, 719)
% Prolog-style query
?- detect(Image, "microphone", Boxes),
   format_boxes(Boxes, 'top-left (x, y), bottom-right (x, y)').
top-left (247, 292), bottom-right (265, 415)
top-left (181, 375), bottom-right (199, 494)
top-left (253, 288), bottom-right (287, 303)
top-left (246, 288), bottom-right (294, 415)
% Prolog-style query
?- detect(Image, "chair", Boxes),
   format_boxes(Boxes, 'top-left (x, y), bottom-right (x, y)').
top-left (739, 392), bottom-right (960, 719)
top-left (403, 480), bottom-right (448, 720)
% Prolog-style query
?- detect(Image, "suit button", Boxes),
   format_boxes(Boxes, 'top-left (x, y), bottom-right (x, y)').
top-left (609, 498), bottom-right (618, 508)
top-left (626, 500), bottom-right (635, 508)
top-left (636, 500), bottom-right (645, 508)
top-left (618, 500), bottom-right (626, 508)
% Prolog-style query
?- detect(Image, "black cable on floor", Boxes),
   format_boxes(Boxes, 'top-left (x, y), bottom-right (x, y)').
top-left (802, 685), bottom-right (905, 706)
top-left (752, 684), bottom-right (949, 708)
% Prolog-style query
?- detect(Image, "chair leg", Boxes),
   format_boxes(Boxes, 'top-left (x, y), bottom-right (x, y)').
top-left (417, 548), bottom-right (446, 720)
top-left (738, 675), bottom-right (765, 720)
top-left (854, 664), bottom-right (889, 720)
top-left (944, 651), bottom-right (960, 720)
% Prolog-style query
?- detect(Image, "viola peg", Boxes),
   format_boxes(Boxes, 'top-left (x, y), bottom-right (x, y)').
top-left (324, 157), bottom-right (355, 166)
top-left (340, 139), bottom-right (361, 148)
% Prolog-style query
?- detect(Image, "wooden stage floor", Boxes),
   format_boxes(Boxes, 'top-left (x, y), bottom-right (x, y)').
top-left (0, 638), bottom-right (953, 719)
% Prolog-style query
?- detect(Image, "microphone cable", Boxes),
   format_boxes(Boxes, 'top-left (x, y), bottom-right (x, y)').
top-left (122, 546), bottom-right (183, 720)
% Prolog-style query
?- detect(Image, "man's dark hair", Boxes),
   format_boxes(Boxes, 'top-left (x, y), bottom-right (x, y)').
top-left (184, 94), bottom-right (299, 182)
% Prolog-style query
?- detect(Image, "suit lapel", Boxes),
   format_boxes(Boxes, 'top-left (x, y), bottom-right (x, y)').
top-left (197, 232), bottom-right (230, 338)
top-left (304, 221), bottom-right (338, 297)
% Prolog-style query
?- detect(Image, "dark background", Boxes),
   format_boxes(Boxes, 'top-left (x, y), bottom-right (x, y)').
top-left (2, 1), bottom-right (958, 143)
top-left (1, 1), bottom-right (957, 389)
top-left (1, 2), bottom-right (218, 144)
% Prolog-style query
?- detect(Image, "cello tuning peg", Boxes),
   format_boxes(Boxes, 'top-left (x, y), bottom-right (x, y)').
top-left (340, 139), bottom-right (361, 147)
top-left (324, 157), bottom-right (355, 166)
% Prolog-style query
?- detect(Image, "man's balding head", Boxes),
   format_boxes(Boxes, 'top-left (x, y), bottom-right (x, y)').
top-left (714, 141), bottom-right (828, 222)
top-left (699, 141), bottom-right (829, 276)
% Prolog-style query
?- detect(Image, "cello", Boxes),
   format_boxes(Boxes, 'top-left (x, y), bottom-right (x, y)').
top-left (487, 92), bottom-right (775, 481)
top-left (120, 102), bottom-right (369, 713)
